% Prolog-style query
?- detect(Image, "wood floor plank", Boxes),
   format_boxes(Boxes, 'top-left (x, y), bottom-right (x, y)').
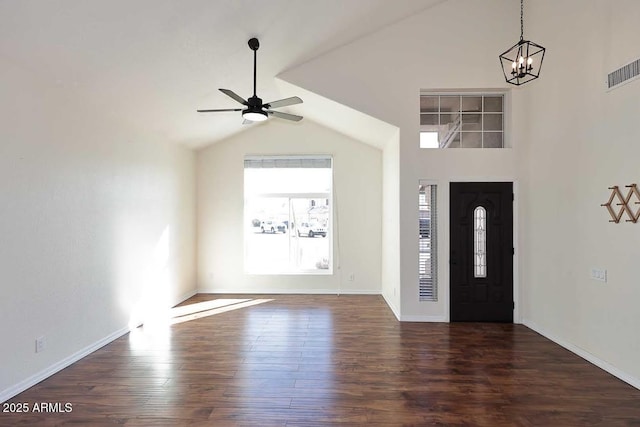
top-left (2, 294), bottom-right (639, 426)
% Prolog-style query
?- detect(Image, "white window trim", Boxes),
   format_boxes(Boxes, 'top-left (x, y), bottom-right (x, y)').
top-left (419, 89), bottom-right (511, 149)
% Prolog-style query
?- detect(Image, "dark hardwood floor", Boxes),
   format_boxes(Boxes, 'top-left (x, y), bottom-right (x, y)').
top-left (2, 294), bottom-right (639, 426)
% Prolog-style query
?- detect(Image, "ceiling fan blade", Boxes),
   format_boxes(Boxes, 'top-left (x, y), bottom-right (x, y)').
top-left (219, 88), bottom-right (248, 105)
top-left (197, 108), bottom-right (243, 112)
top-left (264, 96), bottom-right (303, 109)
top-left (266, 110), bottom-right (303, 122)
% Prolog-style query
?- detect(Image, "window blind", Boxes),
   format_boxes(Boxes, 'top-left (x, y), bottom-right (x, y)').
top-left (244, 156), bottom-right (331, 169)
top-left (419, 183), bottom-right (438, 301)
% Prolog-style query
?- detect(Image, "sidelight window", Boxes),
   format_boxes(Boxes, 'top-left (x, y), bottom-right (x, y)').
top-left (419, 182), bottom-right (437, 301)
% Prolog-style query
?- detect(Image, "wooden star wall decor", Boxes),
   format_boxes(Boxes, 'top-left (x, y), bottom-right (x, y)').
top-left (601, 184), bottom-right (640, 223)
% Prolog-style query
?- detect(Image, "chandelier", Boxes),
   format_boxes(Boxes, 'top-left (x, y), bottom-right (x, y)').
top-left (499, 0), bottom-right (546, 86)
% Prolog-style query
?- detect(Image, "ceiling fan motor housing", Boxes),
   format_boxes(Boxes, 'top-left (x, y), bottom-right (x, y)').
top-left (247, 95), bottom-right (262, 108)
top-left (243, 95), bottom-right (268, 121)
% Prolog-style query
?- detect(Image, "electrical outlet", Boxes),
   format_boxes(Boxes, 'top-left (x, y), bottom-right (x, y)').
top-left (591, 268), bottom-right (607, 282)
top-left (35, 336), bottom-right (46, 353)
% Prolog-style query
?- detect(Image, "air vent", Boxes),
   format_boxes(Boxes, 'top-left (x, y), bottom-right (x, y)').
top-left (607, 58), bottom-right (640, 90)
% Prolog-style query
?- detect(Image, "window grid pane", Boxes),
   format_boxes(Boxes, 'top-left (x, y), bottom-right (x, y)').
top-left (483, 132), bottom-right (503, 148)
top-left (420, 96), bottom-right (439, 113)
top-left (461, 132), bottom-right (482, 148)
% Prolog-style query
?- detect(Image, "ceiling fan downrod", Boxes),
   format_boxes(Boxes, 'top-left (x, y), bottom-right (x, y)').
top-left (248, 38), bottom-right (259, 98)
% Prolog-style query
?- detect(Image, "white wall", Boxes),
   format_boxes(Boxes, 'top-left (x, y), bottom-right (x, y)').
top-left (196, 119), bottom-right (382, 294)
top-left (381, 132), bottom-right (401, 317)
top-left (0, 60), bottom-right (196, 400)
top-left (280, 0), bottom-right (519, 320)
top-left (520, 0), bottom-right (640, 385)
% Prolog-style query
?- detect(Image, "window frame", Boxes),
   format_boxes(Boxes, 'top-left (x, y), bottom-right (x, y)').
top-left (243, 155), bottom-right (333, 276)
top-left (419, 91), bottom-right (509, 149)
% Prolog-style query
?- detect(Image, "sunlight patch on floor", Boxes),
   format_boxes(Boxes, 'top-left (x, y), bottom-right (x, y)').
top-left (170, 298), bottom-right (251, 318)
top-left (129, 298), bottom-right (275, 352)
top-left (171, 298), bottom-right (274, 325)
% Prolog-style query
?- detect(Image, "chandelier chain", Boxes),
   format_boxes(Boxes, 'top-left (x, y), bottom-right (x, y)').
top-left (520, 0), bottom-right (524, 40)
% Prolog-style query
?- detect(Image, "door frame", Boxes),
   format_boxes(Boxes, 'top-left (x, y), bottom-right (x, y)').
top-left (444, 177), bottom-right (520, 323)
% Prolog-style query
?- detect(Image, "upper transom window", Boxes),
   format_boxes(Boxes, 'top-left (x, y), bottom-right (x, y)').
top-left (420, 94), bottom-right (505, 149)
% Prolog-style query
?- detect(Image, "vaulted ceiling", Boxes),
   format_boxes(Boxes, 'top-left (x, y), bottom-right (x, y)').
top-left (0, 0), bottom-right (445, 149)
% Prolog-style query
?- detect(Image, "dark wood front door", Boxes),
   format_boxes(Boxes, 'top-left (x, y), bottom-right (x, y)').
top-left (450, 182), bottom-right (513, 322)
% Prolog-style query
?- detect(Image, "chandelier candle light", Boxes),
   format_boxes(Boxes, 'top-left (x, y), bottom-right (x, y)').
top-left (499, 0), bottom-right (546, 86)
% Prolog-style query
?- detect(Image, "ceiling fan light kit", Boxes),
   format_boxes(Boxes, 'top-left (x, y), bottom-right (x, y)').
top-left (243, 109), bottom-right (268, 122)
top-left (198, 38), bottom-right (303, 122)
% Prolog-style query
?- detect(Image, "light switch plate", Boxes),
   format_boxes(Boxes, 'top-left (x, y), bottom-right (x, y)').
top-left (591, 268), bottom-right (607, 282)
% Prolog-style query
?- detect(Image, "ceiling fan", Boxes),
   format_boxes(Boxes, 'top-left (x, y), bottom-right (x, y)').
top-left (197, 38), bottom-right (303, 123)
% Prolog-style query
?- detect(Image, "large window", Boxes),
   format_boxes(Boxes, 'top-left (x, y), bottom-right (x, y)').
top-left (419, 182), bottom-right (437, 301)
top-left (419, 93), bottom-right (505, 148)
top-left (244, 156), bottom-right (332, 274)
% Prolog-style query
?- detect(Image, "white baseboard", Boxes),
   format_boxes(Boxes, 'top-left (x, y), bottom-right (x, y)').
top-left (523, 319), bottom-right (640, 391)
top-left (379, 292), bottom-right (445, 322)
top-left (0, 326), bottom-right (129, 403)
top-left (176, 288), bottom-right (198, 303)
top-left (197, 287), bottom-right (381, 295)
top-left (381, 292), bottom-right (400, 320)
top-left (1, 287), bottom-right (199, 403)
top-left (400, 315), bottom-right (447, 322)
